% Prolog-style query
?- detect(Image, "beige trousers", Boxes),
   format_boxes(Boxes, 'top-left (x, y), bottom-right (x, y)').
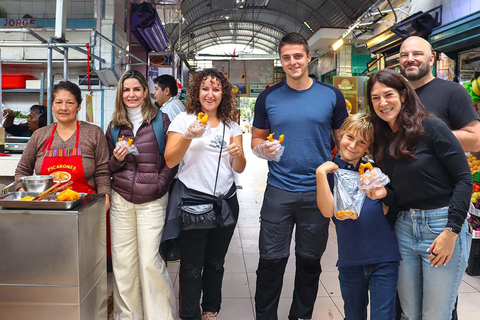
top-left (110, 191), bottom-right (176, 320)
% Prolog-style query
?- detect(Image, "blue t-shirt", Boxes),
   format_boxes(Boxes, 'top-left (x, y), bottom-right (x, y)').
top-left (329, 156), bottom-right (401, 268)
top-left (253, 80), bottom-right (348, 191)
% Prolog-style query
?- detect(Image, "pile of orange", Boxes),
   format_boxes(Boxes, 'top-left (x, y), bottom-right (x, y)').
top-left (467, 154), bottom-right (480, 174)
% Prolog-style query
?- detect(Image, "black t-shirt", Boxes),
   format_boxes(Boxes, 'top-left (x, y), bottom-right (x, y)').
top-left (5, 124), bottom-right (32, 137)
top-left (382, 117), bottom-right (472, 234)
top-left (416, 77), bottom-right (479, 129)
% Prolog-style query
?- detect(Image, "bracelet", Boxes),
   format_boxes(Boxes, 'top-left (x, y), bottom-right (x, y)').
top-left (445, 227), bottom-right (459, 235)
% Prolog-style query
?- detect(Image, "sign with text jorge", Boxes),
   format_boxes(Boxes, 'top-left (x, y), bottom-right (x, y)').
top-left (333, 76), bottom-right (358, 114)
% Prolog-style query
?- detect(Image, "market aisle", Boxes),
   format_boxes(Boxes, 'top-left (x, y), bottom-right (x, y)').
top-left (164, 132), bottom-right (480, 319)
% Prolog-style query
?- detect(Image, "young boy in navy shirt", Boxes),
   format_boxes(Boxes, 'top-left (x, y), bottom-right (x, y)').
top-left (316, 113), bottom-right (401, 320)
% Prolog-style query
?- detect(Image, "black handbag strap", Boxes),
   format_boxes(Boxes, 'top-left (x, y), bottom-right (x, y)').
top-left (213, 124), bottom-right (226, 196)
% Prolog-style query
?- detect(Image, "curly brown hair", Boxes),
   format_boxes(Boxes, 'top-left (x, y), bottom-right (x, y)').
top-left (186, 68), bottom-right (236, 125)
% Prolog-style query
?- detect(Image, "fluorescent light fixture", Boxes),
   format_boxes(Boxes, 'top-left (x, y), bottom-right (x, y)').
top-left (131, 3), bottom-right (169, 52)
top-left (332, 38), bottom-right (344, 51)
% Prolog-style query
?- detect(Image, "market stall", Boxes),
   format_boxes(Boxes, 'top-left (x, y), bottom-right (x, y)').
top-left (0, 194), bottom-right (107, 320)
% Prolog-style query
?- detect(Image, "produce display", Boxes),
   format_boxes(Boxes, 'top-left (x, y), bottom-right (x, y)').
top-left (463, 76), bottom-right (480, 104)
top-left (467, 154), bottom-right (480, 174)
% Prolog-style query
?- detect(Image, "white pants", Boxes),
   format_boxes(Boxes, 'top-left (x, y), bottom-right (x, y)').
top-left (110, 191), bottom-right (176, 320)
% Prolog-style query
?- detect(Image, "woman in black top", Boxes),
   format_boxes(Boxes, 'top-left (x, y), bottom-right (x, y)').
top-left (365, 69), bottom-right (472, 320)
top-left (3, 105), bottom-right (47, 137)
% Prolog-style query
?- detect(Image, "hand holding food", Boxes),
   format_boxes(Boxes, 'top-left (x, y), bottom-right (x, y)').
top-left (357, 164), bottom-right (390, 193)
top-left (183, 114), bottom-right (208, 139)
top-left (115, 136), bottom-right (139, 156)
top-left (253, 139), bottom-right (284, 162)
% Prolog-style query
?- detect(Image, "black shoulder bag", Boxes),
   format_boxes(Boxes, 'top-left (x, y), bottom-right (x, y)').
top-left (180, 125), bottom-right (226, 230)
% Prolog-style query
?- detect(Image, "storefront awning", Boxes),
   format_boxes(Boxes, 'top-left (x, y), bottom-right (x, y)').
top-left (430, 10), bottom-right (480, 59)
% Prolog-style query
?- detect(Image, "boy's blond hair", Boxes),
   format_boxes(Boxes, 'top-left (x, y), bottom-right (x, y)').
top-left (338, 113), bottom-right (374, 151)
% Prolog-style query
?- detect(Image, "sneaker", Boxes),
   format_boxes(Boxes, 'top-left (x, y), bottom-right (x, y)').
top-left (201, 311), bottom-right (218, 320)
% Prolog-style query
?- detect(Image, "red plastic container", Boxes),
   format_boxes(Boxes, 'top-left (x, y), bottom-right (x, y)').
top-left (1, 74), bottom-right (35, 89)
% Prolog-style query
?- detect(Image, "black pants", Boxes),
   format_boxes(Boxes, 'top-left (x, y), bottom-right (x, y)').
top-left (255, 185), bottom-right (329, 320)
top-left (255, 255), bottom-right (322, 320)
top-left (177, 194), bottom-right (239, 320)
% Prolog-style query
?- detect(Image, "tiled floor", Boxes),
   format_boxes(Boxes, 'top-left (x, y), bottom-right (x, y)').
top-left (115, 133), bottom-right (480, 319)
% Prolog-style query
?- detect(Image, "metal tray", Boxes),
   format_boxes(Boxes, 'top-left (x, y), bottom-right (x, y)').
top-left (0, 192), bottom-right (86, 210)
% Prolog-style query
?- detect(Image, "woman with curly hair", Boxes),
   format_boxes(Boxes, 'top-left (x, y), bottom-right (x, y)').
top-left (163, 68), bottom-right (246, 320)
top-left (365, 69), bottom-right (471, 319)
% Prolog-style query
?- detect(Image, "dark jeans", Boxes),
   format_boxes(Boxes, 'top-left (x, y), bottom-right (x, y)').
top-left (339, 262), bottom-right (399, 320)
top-left (177, 193), bottom-right (239, 320)
top-left (255, 185), bottom-right (330, 320)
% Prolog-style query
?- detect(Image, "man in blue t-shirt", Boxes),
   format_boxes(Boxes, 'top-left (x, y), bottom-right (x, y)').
top-left (251, 32), bottom-right (348, 320)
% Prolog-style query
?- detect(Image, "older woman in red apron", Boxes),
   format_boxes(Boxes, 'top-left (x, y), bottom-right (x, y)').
top-left (15, 81), bottom-right (110, 207)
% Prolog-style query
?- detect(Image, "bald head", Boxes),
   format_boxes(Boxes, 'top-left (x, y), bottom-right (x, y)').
top-left (400, 36), bottom-right (433, 56)
top-left (399, 36), bottom-right (435, 84)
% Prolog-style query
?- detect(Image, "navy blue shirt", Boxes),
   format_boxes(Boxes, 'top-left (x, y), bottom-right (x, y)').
top-left (329, 156), bottom-right (401, 268)
top-left (253, 80), bottom-right (347, 191)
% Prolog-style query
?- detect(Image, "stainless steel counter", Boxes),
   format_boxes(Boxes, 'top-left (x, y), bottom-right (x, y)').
top-left (0, 194), bottom-right (107, 320)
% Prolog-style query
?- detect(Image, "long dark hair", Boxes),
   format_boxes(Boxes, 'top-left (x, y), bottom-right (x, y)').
top-left (367, 69), bottom-right (429, 167)
top-left (186, 68), bottom-right (236, 125)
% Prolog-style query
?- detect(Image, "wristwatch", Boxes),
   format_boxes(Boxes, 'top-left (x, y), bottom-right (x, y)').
top-left (445, 227), bottom-right (459, 235)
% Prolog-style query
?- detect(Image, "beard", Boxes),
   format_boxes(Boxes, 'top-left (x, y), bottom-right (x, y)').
top-left (400, 62), bottom-right (430, 81)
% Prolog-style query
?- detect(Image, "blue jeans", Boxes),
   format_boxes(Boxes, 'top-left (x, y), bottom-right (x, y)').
top-left (339, 262), bottom-right (399, 320)
top-left (395, 208), bottom-right (469, 320)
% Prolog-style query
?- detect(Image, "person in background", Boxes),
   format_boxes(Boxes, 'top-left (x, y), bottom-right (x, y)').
top-left (106, 70), bottom-right (177, 320)
top-left (251, 32), bottom-right (348, 320)
top-left (316, 113), bottom-right (401, 320)
top-left (398, 35), bottom-right (480, 320)
top-left (153, 74), bottom-right (185, 121)
top-left (3, 105), bottom-right (47, 137)
top-left (399, 36), bottom-right (480, 152)
top-left (366, 69), bottom-right (472, 320)
top-left (15, 81), bottom-right (110, 205)
top-left (163, 68), bottom-right (246, 320)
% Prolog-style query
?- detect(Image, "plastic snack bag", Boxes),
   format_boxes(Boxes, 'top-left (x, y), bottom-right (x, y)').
top-left (333, 169), bottom-right (366, 220)
top-left (116, 136), bottom-right (139, 155)
top-left (357, 167), bottom-right (390, 192)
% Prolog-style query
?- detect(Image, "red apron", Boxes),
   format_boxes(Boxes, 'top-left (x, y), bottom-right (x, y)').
top-left (40, 121), bottom-right (96, 194)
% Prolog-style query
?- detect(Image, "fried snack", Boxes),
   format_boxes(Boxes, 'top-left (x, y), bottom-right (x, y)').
top-left (55, 189), bottom-right (81, 201)
top-left (358, 162), bottom-right (373, 175)
top-left (335, 210), bottom-right (359, 220)
top-left (278, 134), bottom-right (284, 144)
top-left (267, 132), bottom-right (275, 142)
top-left (20, 196), bottom-right (35, 201)
top-left (127, 138), bottom-right (134, 146)
top-left (118, 135), bottom-right (125, 142)
top-left (200, 113), bottom-right (208, 124)
top-left (197, 112), bottom-right (209, 124)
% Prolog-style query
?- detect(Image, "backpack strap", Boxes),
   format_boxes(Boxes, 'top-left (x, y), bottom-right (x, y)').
top-left (109, 111), bottom-right (165, 154)
top-left (110, 125), bottom-right (121, 146)
top-left (152, 110), bottom-right (165, 155)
